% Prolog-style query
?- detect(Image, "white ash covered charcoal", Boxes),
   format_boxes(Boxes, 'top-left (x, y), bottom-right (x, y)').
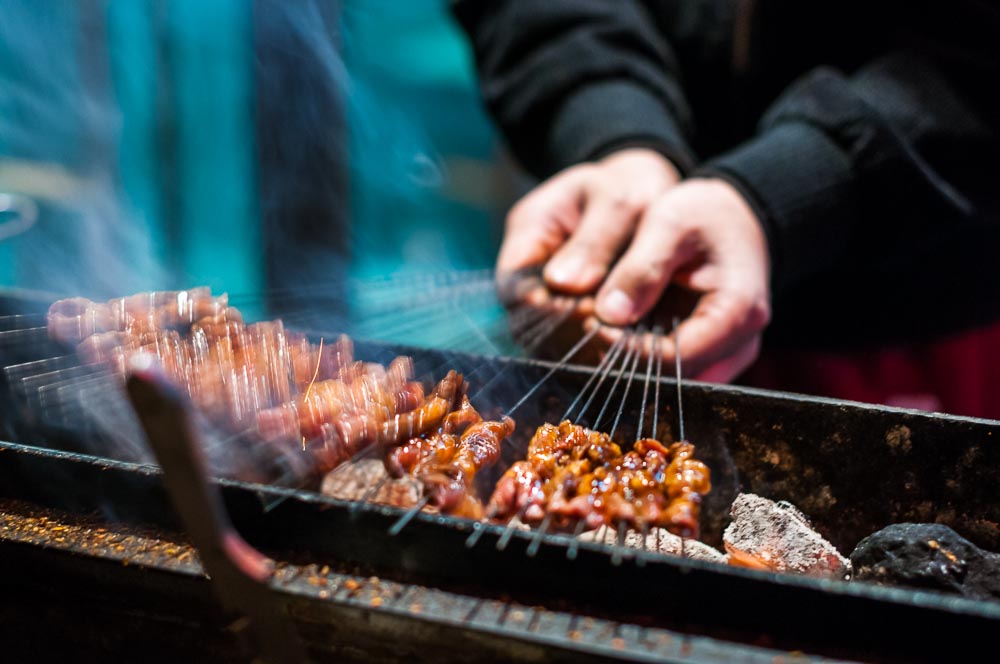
top-left (320, 459), bottom-right (422, 509)
top-left (579, 526), bottom-right (726, 563)
top-left (724, 493), bottom-right (851, 579)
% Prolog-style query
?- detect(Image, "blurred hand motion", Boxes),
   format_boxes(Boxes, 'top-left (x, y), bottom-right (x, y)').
top-left (591, 178), bottom-right (771, 383)
top-left (494, 148), bottom-right (680, 360)
top-left (496, 146), bottom-right (769, 381)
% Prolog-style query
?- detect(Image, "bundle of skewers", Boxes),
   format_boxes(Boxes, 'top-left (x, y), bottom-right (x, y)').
top-left (43, 288), bottom-right (712, 544)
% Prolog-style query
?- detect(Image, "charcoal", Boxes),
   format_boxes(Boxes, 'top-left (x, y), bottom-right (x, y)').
top-left (851, 523), bottom-right (1000, 601)
top-left (321, 459), bottom-right (422, 508)
top-left (723, 493), bottom-right (851, 579)
top-left (580, 526), bottom-right (727, 563)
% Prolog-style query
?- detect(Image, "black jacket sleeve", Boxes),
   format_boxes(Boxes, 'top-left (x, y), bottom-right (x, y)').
top-left (700, 35), bottom-right (1000, 295)
top-left (450, 0), bottom-right (698, 177)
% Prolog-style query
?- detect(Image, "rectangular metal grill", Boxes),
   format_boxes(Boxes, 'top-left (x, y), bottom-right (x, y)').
top-left (2, 289), bottom-right (1000, 662)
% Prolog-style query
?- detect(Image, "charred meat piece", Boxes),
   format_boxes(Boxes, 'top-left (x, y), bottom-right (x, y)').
top-left (384, 431), bottom-right (460, 479)
top-left (487, 460), bottom-right (547, 522)
top-left (256, 355), bottom-right (423, 445)
top-left (420, 415), bottom-right (515, 514)
top-left (441, 394), bottom-right (483, 435)
top-left (486, 421), bottom-right (710, 537)
top-left (381, 395), bottom-right (480, 482)
top-left (293, 370), bottom-right (461, 475)
top-left (71, 304), bottom-right (356, 435)
top-left (448, 416), bottom-right (515, 482)
top-left (371, 370), bottom-right (463, 447)
top-left (53, 289), bottom-right (504, 502)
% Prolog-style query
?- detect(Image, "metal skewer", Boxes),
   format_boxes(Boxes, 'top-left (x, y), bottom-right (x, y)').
top-left (637, 521), bottom-right (651, 568)
top-left (496, 502), bottom-right (531, 551)
top-left (387, 495), bottom-right (431, 536)
top-left (591, 331), bottom-right (639, 431)
top-left (565, 520), bottom-right (588, 560)
top-left (672, 317), bottom-right (687, 559)
top-left (633, 341), bottom-right (658, 568)
top-left (611, 520), bottom-right (628, 566)
top-left (673, 317), bottom-right (685, 442)
top-left (561, 331), bottom-right (628, 421)
top-left (526, 511), bottom-right (554, 557)
top-left (503, 324), bottom-right (600, 418)
top-left (357, 474), bottom-right (390, 508)
top-left (652, 326), bottom-right (664, 439)
top-left (470, 302), bottom-right (584, 404)
top-left (464, 517), bottom-right (492, 548)
top-left (635, 328), bottom-right (657, 442)
top-left (392, 323), bottom-right (599, 539)
top-left (609, 326), bottom-right (645, 439)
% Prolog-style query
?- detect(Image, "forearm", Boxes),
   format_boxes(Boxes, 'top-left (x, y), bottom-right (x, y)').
top-left (699, 50), bottom-right (1000, 296)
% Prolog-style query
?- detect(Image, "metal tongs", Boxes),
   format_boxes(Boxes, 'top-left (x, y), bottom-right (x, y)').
top-left (125, 354), bottom-right (308, 664)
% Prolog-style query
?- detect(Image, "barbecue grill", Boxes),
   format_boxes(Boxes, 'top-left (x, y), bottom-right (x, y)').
top-left (2, 287), bottom-right (999, 663)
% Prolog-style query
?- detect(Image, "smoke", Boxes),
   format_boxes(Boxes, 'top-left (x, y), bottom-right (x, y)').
top-left (0, 1), bottom-right (455, 304)
top-left (0, 2), bottom-right (169, 298)
top-left (0, 1), bottom-right (516, 475)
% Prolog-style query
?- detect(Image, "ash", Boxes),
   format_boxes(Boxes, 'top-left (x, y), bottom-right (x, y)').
top-left (724, 493), bottom-right (851, 579)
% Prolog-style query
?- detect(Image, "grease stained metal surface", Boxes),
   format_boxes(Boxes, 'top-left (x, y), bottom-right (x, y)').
top-left (0, 499), bottom-right (833, 663)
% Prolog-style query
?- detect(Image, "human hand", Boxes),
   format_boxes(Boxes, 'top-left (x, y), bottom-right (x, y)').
top-left (498, 148), bottom-right (680, 297)
top-left (591, 178), bottom-right (771, 383)
top-left (495, 148), bottom-right (680, 352)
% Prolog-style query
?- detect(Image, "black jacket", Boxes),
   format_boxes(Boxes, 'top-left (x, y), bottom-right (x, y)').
top-left (452, 0), bottom-right (1000, 349)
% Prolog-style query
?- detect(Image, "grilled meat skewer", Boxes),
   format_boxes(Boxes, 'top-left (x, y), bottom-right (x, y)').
top-left (47, 288), bottom-right (229, 344)
top-left (487, 420), bottom-right (710, 537)
top-left (420, 415), bottom-right (516, 517)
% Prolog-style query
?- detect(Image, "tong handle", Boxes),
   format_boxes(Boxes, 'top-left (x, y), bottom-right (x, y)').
top-left (126, 355), bottom-right (308, 663)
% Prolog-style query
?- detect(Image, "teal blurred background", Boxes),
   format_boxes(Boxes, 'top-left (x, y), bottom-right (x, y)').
top-left (0, 0), bottom-right (515, 335)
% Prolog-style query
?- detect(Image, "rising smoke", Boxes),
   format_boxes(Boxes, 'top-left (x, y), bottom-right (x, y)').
top-left (0, 1), bottom-right (515, 478)
top-left (0, 0), bottom-right (453, 310)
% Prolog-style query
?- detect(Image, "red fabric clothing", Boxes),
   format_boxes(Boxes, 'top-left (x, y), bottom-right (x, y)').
top-left (744, 322), bottom-right (1000, 420)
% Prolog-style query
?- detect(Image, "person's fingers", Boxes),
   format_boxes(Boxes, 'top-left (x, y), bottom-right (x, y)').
top-left (544, 186), bottom-right (643, 295)
top-left (692, 335), bottom-right (761, 383)
top-left (665, 287), bottom-right (769, 378)
top-left (496, 167), bottom-right (590, 277)
top-left (594, 203), bottom-right (699, 326)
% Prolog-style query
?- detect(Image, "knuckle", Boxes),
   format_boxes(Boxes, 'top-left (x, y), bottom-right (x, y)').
top-left (507, 198), bottom-right (543, 229)
top-left (729, 293), bottom-right (770, 331)
top-left (646, 199), bottom-right (682, 228)
top-left (565, 238), bottom-right (598, 259)
top-left (749, 299), bottom-right (771, 329)
top-left (624, 260), bottom-right (666, 290)
top-left (607, 191), bottom-right (643, 214)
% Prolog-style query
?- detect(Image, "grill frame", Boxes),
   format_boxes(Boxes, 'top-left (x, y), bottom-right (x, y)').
top-left (3, 288), bottom-right (1000, 661)
top-left (2, 495), bottom-right (824, 664)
